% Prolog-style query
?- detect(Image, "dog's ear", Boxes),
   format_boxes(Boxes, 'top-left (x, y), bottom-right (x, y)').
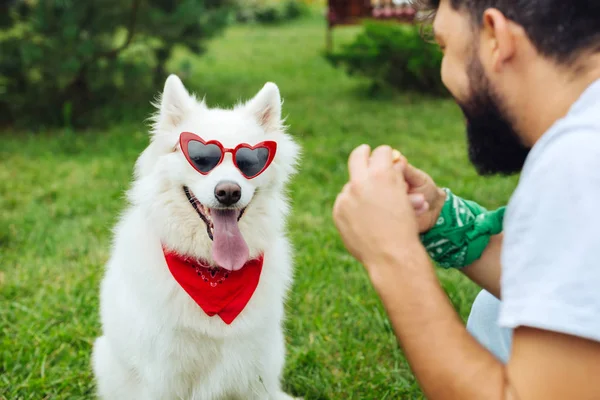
top-left (154, 74), bottom-right (195, 131)
top-left (244, 82), bottom-right (282, 133)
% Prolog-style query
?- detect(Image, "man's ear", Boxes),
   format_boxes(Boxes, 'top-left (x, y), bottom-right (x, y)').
top-left (482, 9), bottom-right (517, 72)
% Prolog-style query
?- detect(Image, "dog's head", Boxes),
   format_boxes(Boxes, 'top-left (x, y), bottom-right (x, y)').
top-left (129, 75), bottom-right (300, 270)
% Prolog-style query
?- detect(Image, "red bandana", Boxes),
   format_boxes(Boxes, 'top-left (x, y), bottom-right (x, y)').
top-left (163, 249), bottom-right (263, 324)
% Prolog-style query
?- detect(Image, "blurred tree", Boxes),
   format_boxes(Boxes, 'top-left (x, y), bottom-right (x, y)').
top-left (0, 0), bottom-right (232, 128)
top-left (233, 0), bottom-right (309, 24)
top-left (326, 21), bottom-right (447, 97)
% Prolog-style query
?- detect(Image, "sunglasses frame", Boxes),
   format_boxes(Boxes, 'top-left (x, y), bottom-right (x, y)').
top-left (179, 131), bottom-right (277, 179)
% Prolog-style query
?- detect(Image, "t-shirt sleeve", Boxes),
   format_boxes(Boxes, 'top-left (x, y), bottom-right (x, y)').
top-left (498, 129), bottom-right (600, 343)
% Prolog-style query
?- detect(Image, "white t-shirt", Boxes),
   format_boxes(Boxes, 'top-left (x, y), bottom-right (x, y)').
top-left (499, 78), bottom-right (600, 343)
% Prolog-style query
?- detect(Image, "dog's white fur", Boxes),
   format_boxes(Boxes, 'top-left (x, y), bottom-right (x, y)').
top-left (92, 75), bottom-right (300, 400)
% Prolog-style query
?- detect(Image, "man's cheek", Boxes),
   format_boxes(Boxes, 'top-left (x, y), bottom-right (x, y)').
top-left (441, 55), bottom-right (469, 101)
top-left (441, 56), bottom-right (451, 90)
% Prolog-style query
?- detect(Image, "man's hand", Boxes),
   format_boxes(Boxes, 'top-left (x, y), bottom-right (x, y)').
top-left (332, 144), bottom-right (423, 275)
top-left (395, 152), bottom-right (447, 233)
top-left (396, 153), bottom-right (503, 297)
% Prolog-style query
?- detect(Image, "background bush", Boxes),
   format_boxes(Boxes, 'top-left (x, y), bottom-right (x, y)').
top-left (327, 21), bottom-right (447, 96)
top-left (0, 0), bottom-right (232, 129)
top-left (234, 0), bottom-right (310, 25)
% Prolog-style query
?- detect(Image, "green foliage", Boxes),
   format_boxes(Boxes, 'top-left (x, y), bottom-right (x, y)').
top-left (0, 0), bottom-right (232, 129)
top-left (327, 21), bottom-right (447, 96)
top-left (234, 0), bottom-right (309, 24)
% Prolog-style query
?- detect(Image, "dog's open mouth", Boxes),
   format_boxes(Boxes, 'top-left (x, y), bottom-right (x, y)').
top-left (183, 186), bottom-right (249, 271)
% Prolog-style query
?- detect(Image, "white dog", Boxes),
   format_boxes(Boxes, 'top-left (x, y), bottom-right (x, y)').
top-left (92, 75), bottom-right (301, 400)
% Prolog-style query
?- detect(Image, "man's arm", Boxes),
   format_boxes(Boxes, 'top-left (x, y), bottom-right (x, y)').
top-left (369, 248), bottom-right (506, 399)
top-left (400, 159), bottom-right (502, 298)
top-left (371, 245), bottom-right (600, 400)
top-left (461, 233), bottom-right (502, 298)
top-left (508, 326), bottom-right (600, 399)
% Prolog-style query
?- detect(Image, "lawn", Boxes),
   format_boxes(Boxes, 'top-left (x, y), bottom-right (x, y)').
top-left (0, 15), bottom-right (519, 400)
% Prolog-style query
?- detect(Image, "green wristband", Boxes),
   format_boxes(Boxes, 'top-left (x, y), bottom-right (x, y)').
top-left (420, 188), bottom-right (505, 269)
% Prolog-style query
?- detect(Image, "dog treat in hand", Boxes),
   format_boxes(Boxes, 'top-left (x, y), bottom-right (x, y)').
top-left (392, 149), bottom-right (402, 163)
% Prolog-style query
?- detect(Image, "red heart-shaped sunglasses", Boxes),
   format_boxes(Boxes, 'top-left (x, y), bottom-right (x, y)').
top-left (179, 132), bottom-right (277, 179)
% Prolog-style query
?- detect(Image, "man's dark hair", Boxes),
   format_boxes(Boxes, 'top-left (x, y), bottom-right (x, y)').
top-left (413, 0), bottom-right (600, 65)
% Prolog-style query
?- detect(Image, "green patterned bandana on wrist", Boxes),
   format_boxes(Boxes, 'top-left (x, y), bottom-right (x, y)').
top-left (420, 188), bottom-right (505, 269)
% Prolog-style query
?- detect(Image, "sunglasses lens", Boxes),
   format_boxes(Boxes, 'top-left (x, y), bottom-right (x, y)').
top-left (235, 147), bottom-right (270, 177)
top-left (187, 141), bottom-right (222, 173)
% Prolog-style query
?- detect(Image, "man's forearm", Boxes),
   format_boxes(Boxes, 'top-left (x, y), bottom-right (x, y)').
top-left (418, 187), bottom-right (504, 298)
top-left (369, 245), bottom-right (507, 400)
top-left (461, 233), bottom-right (503, 299)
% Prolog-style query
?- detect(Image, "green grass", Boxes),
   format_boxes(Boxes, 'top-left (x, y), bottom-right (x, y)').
top-left (0, 16), bottom-right (519, 399)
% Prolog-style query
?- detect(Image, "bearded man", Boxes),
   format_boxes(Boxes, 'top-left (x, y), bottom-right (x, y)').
top-left (333, 0), bottom-right (600, 398)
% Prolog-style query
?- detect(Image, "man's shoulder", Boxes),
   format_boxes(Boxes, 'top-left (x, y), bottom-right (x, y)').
top-left (521, 126), bottom-right (600, 182)
top-left (523, 79), bottom-right (600, 175)
top-left (508, 110), bottom-right (600, 220)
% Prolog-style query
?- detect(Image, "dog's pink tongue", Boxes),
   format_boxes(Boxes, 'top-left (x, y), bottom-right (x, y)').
top-left (211, 209), bottom-right (249, 271)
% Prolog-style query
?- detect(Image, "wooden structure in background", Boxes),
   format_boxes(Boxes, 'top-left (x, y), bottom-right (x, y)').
top-left (326, 0), bottom-right (417, 51)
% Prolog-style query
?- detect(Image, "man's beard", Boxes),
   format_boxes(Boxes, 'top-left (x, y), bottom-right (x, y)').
top-left (457, 54), bottom-right (530, 176)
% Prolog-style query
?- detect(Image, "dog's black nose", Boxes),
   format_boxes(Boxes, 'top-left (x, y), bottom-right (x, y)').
top-left (214, 181), bottom-right (242, 206)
